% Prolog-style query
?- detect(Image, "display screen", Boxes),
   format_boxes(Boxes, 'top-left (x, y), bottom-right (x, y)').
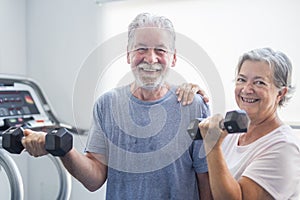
top-left (0, 90), bottom-right (40, 117)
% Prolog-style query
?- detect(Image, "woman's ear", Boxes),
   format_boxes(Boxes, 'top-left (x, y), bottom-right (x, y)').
top-left (277, 87), bottom-right (288, 102)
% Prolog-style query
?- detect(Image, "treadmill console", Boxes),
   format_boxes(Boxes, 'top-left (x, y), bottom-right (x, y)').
top-left (0, 90), bottom-right (40, 117)
top-left (0, 75), bottom-right (72, 200)
top-left (0, 78), bottom-right (56, 132)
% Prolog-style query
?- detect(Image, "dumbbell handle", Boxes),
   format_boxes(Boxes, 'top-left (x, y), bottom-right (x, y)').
top-left (2, 120), bottom-right (56, 145)
top-left (187, 110), bottom-right (249, 140)
top-left (1, 122), bottom-right (53, 154)
top-left (2, 126), bottom-right (72, 156)
top-left (187, 118), bottom-right (224, 140)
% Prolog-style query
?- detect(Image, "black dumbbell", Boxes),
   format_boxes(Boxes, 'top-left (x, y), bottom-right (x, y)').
top-left (187, 110), bottom-right (249, 140)
top-left (1, 126), bottom-right (25, 154)
top-left (45, 128), bottom-right (73, 156)
top-left (2, 126), bottom-right (73, 156)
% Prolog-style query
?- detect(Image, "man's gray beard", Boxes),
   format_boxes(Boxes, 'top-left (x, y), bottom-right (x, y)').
top-left (135, 75), bottom-right (166, 90)
top-left (134, 63), bottom-right (169, 90)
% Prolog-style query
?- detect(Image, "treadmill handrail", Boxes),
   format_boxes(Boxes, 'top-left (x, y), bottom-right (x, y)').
top-left (0, 149), bottom-right (24, 200)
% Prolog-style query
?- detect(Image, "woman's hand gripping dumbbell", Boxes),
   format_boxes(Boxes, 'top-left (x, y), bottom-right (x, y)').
top-left (187, 110), bottom-right (249, 140)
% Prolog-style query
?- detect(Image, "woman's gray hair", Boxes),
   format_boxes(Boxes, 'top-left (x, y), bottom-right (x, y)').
top-left (127, 13), bottom-right (176, 51)
top-left (236, 47), bottom-right (295, 107)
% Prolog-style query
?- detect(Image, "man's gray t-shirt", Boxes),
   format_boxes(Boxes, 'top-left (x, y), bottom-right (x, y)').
top-left (85, 85), bottom-right (210, 200)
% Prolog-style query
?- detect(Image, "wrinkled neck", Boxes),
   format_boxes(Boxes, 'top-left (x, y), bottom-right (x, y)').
top-left (130, 82), bottom-right (170, 101)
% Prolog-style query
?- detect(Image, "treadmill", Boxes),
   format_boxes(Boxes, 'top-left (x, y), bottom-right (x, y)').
top-left (0, 74), bottom-right (75, 200)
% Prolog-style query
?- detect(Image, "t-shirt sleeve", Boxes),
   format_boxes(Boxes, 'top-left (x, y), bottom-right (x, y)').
top-left (197, 95), bottom-right (210, 118)
top-left (191, 95), bottom-right (210, 173)
top-left (192, 140), bottom-right (209, 173)
top-left (85, 97), bottom-right (108, 155)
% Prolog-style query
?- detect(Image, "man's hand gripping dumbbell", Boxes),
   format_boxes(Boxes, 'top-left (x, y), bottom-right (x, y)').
top-left (2, 123), bottom-right (73, 157)
top-left (187, 110), bottom-right (249, 140)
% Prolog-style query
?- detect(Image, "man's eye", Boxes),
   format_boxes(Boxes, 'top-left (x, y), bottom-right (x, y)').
top-left (156, 48), bottom-right (167, 53)
top-left (155, 48), bottom-right (168, 55)
top-left (136, 48), bottom-right (148, 53)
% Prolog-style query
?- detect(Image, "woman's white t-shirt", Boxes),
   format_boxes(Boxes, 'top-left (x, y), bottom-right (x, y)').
top-left (223, 125), bottom-right (300, 199)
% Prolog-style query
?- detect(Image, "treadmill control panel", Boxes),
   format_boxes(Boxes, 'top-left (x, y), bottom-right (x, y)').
top-left (0, 90), bottom-right (40, 117)
top-left (0, 79), bottom-right (56, 132)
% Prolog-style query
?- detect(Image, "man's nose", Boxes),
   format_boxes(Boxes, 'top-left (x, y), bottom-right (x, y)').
top-left (144, 49), bottom-right (158, 64)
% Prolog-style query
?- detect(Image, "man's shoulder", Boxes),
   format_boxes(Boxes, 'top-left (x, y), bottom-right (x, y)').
top-left (97, 85), bottom-right (129, 99)
top-left (93, 85), bottom-right (130, 108)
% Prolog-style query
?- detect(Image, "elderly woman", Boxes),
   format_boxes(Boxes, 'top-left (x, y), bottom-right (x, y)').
top-left (199, 48), bottom-right (300, 199)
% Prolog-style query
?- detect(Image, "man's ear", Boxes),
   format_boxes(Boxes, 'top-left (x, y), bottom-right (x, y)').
top-left (127, 52), bottom-right (130, 64)
top-left (171, 49), bottom-right (177, 67)
top-left (127, 46), bottom-right (131, 64)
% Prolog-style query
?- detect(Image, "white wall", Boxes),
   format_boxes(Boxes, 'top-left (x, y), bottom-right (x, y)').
top-left (16, 0), bottom-right (300, 130)
top-left (0, 0), bottom-right (106, 199)
top-left (0, 0), bottom-right (27, 74)
top-left (1, 0), bottom-right (300, 200)
top-left (95, 0), bottom-right (300, 124)
top-left (0, 1), bottom-right (28, 199)
top-left (26, 0), bottom-right (102, 127)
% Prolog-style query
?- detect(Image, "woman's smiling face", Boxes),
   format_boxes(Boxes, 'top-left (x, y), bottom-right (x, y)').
top-left (235, 60), bottom-right (283, 122)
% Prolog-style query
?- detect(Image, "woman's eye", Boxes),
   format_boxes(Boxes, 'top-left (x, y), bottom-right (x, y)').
top-left (254, 81), bottom-right (265, 85)
top-left (236, 78), bottom-right (245, 82)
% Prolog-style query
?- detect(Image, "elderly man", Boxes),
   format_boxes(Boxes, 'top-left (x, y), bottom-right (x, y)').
top-left (22, 13), bottom-right (212, 200)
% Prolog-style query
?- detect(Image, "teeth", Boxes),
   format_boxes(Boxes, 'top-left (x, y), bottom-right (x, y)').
top-left (242, 97), bottom-right (257, 103)
top-left (138, 63), bottom-right (162, 72)
top-left (142, 68), bottom-right (159, 72)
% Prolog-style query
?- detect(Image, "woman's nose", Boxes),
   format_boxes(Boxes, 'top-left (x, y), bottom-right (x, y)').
top-left (242, 82), bottom-right (254, 93)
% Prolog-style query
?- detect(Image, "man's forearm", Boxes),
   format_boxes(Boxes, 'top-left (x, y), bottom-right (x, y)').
top-left (60, 148), bottom-right (107, 192)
